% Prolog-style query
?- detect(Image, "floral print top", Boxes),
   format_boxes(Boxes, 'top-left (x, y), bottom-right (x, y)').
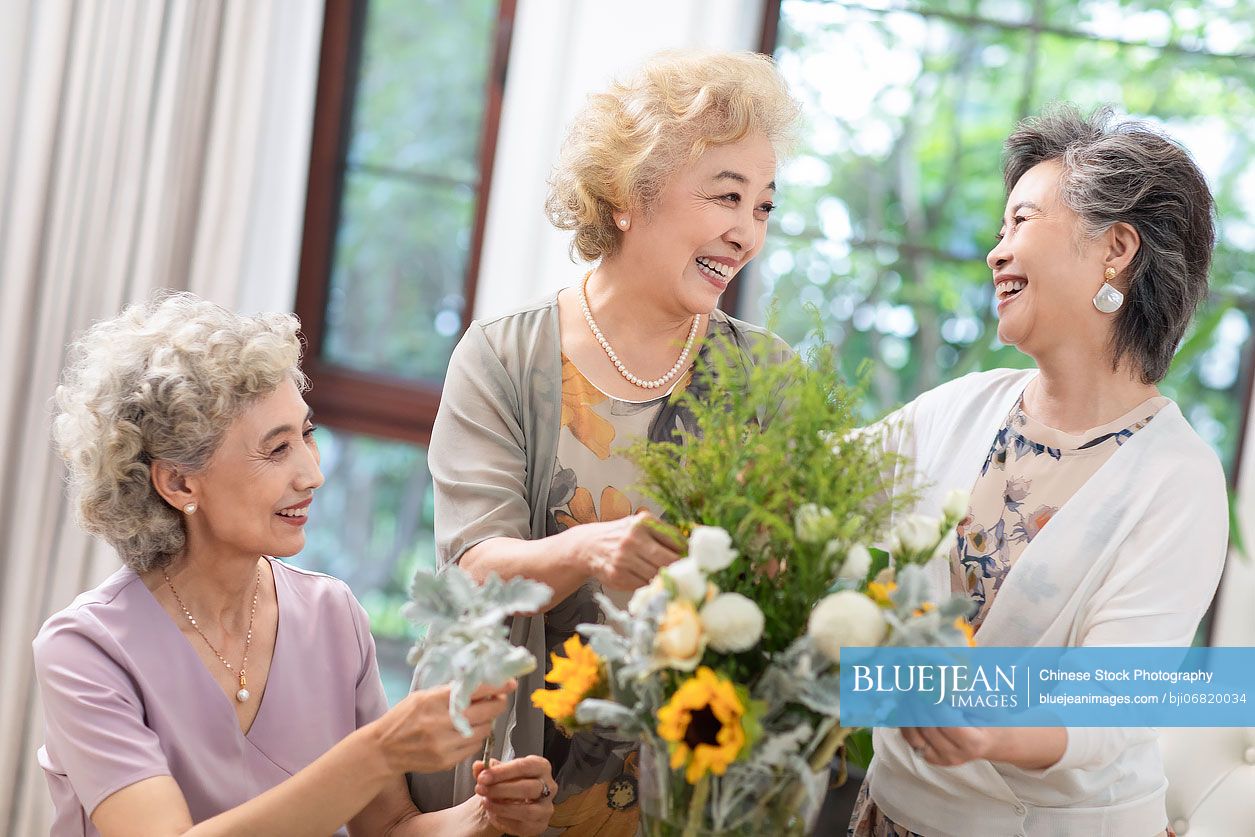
top-left (539, 354), bottom-right (693, 837)
top-left (948, 393), bottom-right (1168, 631)
top-left (849, 390), bottom-right (1169, 837)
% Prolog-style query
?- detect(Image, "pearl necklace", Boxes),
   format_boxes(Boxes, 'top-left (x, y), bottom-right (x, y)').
top-left (164, 564), bottom-right (261, 702)
top-left (579, 270), bottom-right (701, 390)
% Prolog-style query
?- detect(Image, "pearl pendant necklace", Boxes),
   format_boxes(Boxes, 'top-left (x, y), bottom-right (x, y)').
top-left (164, 564), bottom-right (261, 702)
top-left (579, 270), bottom-right (701, 390)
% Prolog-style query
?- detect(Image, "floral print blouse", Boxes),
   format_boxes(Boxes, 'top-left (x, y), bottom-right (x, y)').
top-left (539, 354), bottom-right (693, 837)
top-left (849, 391), bottom-right (1169, 837)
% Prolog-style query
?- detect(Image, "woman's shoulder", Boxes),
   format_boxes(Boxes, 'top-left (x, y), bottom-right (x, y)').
top-left (270, 558), bottom-right (360, 612)
top-left (1138, 400), bottom-right (1226, 488)
top-left (706, 308), bottom-right (793, 361)
top-left (925, 367), bottom-right (1035, 401)
top-left (450, 293), bottom-right (561, 376)
top-left (469, 293), bottom-right (561, 343)
top-left (32, 567), bottom-right (145, 667)
top-left (270, 560), bottom-right (376, 659)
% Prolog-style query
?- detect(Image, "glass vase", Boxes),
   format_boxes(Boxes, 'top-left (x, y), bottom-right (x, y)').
top-left (636, 743), bottom-right (829, 837)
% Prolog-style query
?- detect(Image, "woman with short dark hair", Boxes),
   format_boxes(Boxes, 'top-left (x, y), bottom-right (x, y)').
top-left (849, 106), bottom-right (1225, 837)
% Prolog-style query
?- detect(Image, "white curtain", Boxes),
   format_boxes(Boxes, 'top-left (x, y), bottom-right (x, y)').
top-left (0, 1), bottom-right (322, 830)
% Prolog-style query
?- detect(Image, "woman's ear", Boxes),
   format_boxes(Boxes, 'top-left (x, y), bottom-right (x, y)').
top-left (1106, 221), bottom-right (1141, 279)
top-left (150, 461), bottom-right (195, 513)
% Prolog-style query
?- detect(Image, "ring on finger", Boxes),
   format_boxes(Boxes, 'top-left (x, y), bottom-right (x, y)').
top-left (539, 780), bottom-right (552, 800)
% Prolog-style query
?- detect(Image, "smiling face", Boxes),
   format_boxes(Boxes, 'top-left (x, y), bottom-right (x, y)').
top-left (619, 132), bottom-right (777, 315)
top-left (986, 159), bottom-right (1112, 360)
top-left (180, 377), bottom-right (323, 560)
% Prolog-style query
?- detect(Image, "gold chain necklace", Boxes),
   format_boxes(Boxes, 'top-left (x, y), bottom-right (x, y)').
top-left (164, 564), bottom-right (261, 703)
top-left (579, 269), bottom-right (701, 390)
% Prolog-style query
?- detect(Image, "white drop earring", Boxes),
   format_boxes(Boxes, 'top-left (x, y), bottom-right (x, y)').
top-left (1093, 266), bottom-right (1123, 313)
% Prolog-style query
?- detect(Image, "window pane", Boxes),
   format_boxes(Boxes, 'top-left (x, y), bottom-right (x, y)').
top-left (748, 0), bottom-right (1255, 470)
top-left (321, 0), bottom-right (498, 381)
top-left (324, 172), bottom-right (475, 379)
top-left (293, 427), bottom-right (436, 705)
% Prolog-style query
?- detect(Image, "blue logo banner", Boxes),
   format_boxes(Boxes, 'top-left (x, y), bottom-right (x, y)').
top-left (839, 646), bottom-right (1255, 727)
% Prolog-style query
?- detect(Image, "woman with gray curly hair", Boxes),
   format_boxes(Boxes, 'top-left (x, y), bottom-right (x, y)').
top-left (34, 293), bottom-right (555, 837)
top-left (408, 50), bottom-right (798, 834)
top-left (849, 106), bottom-right (1225, 837)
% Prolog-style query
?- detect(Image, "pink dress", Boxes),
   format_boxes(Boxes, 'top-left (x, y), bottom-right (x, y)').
top-left (32, 558), bottom-right (389, 836)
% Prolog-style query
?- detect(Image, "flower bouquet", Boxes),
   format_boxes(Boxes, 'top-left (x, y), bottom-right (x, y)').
top-left (529, 337), bottom-right (975, 836)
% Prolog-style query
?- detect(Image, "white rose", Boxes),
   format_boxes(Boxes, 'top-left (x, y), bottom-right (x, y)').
top-left (838, 544), bottom-right (873, 580)
top-left (942, 489), bottom-right (969, 520)
top-left (687, 526), bottom-right (737, 572)
top-left (655, 600), bottom-right (706, 670)
top-left (794, 503), bottom-right (835, 544)
top-left (894, 514), bottom-right (939, 556)
top-left (664, 557), bottom-right (708, 602)
top-left (700, 593), bottom-right (764, 653)
top-left (807, 591), bottom-right (888, 664)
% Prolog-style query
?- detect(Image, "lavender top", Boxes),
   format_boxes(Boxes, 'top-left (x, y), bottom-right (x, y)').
top-left (32, 558), bottom-right (389, 836)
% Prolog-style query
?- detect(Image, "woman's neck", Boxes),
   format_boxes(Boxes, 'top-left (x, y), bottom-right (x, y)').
top-left (586, 261), bottom-right (697, 340)
top-left (152, 548), bottom-right (263, 631)
top-left (1024, 358), bottom-right (1159, 434)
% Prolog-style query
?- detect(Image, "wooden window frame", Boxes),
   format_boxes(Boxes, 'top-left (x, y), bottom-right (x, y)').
top-left (294, 0), bottom-right (516, 446)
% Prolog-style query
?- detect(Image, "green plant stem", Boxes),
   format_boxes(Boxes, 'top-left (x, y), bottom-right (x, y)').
top-left (683, 775), bottom-right (711, 837)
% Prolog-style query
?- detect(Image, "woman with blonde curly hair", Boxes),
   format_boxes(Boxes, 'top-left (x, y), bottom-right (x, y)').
top-left (34, 292), bottom-right (555, 836)
top-left (407, 50), bottom-right (799, 835)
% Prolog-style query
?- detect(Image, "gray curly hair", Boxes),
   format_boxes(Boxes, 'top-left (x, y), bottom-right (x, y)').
top-left (53, 292), bottom-right (308, 572)
top-left (1003, 104), bottom-right (1216, 383)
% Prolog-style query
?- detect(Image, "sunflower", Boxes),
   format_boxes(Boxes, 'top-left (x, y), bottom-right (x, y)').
top-left (866, 580), bottom-right (897, 607)
top-left (954, 616), bottom-right (977, 647)
top-left (531, 634), bottom-right (604, 723)
top-left (656, 667), bottom-right (760, 783)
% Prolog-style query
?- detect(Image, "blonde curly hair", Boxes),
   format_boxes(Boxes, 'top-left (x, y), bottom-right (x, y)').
top-left (52, 292), bottom-right (308, 572)
top-left (546, 50), bottom-right (800, 262)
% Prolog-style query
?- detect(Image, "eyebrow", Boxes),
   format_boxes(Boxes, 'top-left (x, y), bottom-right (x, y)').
top-left (260, 408), bottom-right (315, 446)
top-left (712, 170), bottom-right (776, 191)
top-left (1010, 200), bottom-right (1042, 215)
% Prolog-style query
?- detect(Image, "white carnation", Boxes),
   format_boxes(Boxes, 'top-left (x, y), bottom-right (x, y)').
top-left (894, 514), bottom-right (939, 555)
top-left (700, 593), bottom-right (764, 653)
top-left (687, 526), bottom-right (737, 572)
top-left (663, 557), bottom-right (708, 602)
top-left (838, 544), bottom-right (872, 580)
top-left (807, 591), bottom-right (887, 664)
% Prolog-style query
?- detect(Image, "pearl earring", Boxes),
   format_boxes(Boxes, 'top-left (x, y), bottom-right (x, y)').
top-left (1093, 266), bottom-right (1123, 314)
top-left (618, 217), bottom-right (629, 229)
top-left (183, 503), bottom-right (197, 515)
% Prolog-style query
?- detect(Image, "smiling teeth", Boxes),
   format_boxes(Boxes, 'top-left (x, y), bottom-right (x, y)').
top-left (278, 508), bottom-right (307, 517)
top-left (996, 279), bottom-right (1026, 299)
top-left (696, 257), bottom-right (731, 279)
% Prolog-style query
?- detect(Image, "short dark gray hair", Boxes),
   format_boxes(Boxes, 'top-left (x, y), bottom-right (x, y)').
top-left (1003, 104), bottom-right (1216, 383)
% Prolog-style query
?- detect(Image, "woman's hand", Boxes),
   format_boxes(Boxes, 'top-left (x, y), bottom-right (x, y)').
top-left (576, 510), bottom-right (682, 590)
top-left (369, 680), bottom-right (516, 775)
top-left (472, 755), bottom-right (556, 837)
top-left (900, 726), bottom-right (1066, 770)
top-left (900, 726), bottom-right (996, 767)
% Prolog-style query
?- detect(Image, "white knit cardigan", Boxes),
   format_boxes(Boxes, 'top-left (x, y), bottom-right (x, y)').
top-left (866, 368), bottom-right (1229, 837)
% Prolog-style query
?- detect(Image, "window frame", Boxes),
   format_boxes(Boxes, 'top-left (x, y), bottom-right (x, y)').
top-left (294, 0), bottom-right (516, 446)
